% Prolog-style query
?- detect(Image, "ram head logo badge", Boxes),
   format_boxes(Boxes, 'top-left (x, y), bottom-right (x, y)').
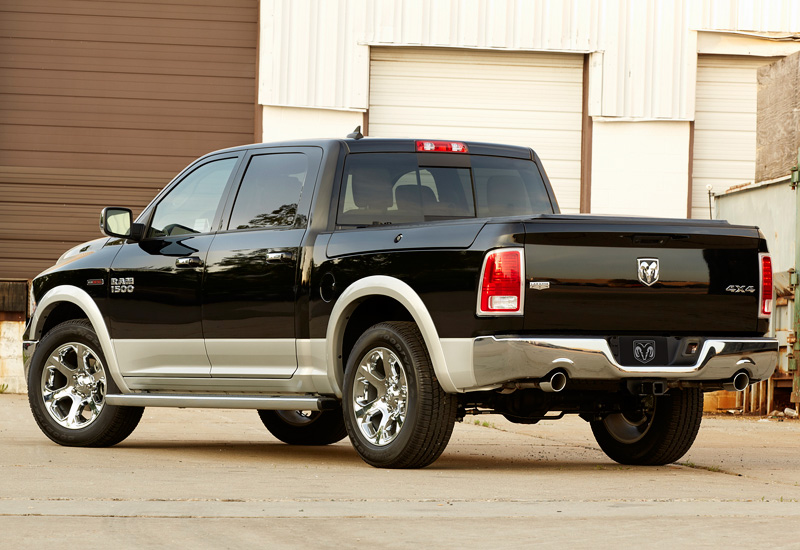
top-left (637, 258), bottom-right (660, 286)
top-left (633, 340), bottom-right (656, 364)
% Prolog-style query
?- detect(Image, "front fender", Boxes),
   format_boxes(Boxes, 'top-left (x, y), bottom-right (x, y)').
top-left (26, 285), bottom-right (130, 393)
top-left (325, 275), bottom-right (458, 396)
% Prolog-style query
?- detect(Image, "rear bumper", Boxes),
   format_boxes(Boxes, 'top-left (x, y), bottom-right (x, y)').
top-left (471, 336), bottom-right (778, 388)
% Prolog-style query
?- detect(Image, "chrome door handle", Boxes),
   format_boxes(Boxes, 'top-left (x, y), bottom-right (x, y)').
top-left (176, 256), bottom-right (203, 268)
top-left (266, 251), bottom-right (294, 262)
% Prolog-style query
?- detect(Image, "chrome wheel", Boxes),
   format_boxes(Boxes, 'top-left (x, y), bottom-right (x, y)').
top-left (352, 347), bottom-right (409, 447)
top-left (40, 342), bottom-right (106, 430)
top-left (602, 405), bottom-right (656, 444)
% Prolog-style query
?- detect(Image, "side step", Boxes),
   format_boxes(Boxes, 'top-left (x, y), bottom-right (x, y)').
top-left (105, 394), bottom-right (339, 411)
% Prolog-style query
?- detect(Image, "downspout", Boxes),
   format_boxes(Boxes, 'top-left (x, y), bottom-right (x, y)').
top-left (791, 148), bottom-right (800, 406)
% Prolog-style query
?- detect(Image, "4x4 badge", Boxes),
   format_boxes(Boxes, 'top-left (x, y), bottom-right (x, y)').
top-left (637, 258), bottom-right (659, 286)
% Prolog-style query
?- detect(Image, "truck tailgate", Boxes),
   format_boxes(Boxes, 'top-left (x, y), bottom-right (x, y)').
top-left (522, 216), bottom-right (765, 334)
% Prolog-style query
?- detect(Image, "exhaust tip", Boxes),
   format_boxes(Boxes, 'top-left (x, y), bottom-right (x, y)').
top-left (540, 371), bottom-right (567, 393)
top-left (722, 371), bottom-right (750, 392)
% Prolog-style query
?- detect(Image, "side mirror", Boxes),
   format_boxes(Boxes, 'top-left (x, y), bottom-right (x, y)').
top-left (100, 207), bottom-right (144, 241)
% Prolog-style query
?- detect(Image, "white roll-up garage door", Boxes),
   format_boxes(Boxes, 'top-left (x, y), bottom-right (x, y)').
top-left (369, 47), bottom-right (584, 213)
top-left (692, 55), bottom-right (779, 219)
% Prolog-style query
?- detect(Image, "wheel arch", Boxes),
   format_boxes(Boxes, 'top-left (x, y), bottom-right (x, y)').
top-left (28, 285), bottom-right (130, 393)
top-left (325, 275), bottom-right (458, 396)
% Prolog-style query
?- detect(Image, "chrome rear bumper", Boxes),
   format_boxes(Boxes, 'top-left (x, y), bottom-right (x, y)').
top-left (472, 337), bottom-right (779, 388)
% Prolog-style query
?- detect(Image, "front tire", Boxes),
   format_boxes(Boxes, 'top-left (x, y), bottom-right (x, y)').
top-left (27, 319), bottom-right (143, 447)
top-left (590, 388), bottom-right (703, 465)
top-left (342, 321), bottom-right (457, 469)
top-left (257, 409), bottom-right (348, 445)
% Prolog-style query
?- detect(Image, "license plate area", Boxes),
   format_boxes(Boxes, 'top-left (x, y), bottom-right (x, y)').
top-left (617, 336), bottom-right (669, 366)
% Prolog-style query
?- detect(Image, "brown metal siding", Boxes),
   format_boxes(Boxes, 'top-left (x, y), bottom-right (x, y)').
top-left (0, 0), bottom-right (258, 279)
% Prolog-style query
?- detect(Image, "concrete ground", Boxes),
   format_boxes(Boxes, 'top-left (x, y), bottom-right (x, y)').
top-left (2, 394), bottom-right (799, 549)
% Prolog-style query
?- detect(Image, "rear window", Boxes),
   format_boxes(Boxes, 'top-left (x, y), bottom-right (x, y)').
top-left (336, 153), bottom-right (553, 226)
top-left (471, 156), bottom-right (554, 218)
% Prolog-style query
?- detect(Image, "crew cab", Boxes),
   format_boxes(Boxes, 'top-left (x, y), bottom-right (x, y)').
top-left (22, 134), bottom-right (779, 468)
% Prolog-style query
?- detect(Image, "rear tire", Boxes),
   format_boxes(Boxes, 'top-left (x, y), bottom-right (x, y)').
top-left (342, 321), bottom-right (457, 468)
top-left (590, 388), bottom-right (703, 465)
top-left (257, 409), bottom-right (348, 446)
top-left (27, 319), bottom-right (143, 447)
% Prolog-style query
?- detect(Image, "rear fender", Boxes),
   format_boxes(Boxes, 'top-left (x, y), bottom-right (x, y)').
top-left (326, 276), bottom-right (458, 396)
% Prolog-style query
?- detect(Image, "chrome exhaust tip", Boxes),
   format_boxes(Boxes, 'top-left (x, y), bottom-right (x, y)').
top-left (539, 371), bottom-right (567, 393)
top-left (722, 371), bottom-right (750, 392)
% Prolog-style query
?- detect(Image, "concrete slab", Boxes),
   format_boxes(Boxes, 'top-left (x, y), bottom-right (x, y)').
top-left (2, 394), bottom-right (800, 548)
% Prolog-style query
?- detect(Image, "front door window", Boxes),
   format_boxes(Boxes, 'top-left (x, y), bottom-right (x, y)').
top-left (149, 158), bottom-right (238, 237)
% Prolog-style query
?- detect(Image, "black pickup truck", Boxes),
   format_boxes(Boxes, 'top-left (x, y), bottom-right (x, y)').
top-left (22, 135), bottom-right (778, 468)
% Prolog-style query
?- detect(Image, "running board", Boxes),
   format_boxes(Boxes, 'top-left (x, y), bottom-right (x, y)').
top-left (105, 394), bottom-right (339, 411)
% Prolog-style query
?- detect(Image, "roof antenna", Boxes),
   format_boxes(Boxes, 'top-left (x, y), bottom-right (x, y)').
top-left (347, 125), bottom-right (363, 140)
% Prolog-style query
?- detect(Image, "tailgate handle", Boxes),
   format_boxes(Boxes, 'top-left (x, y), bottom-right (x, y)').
top-left (631, 235), bottom-right (688, 245)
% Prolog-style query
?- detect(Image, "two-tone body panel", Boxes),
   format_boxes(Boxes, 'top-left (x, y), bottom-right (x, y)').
top-left (23, 137), bottom-right (778, 406)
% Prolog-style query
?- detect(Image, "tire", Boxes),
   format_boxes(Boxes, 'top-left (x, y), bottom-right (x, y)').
top-left (590, 388), bottom-right (703, 466)
top-left (27, 319), bottom-right (143, 447)
top-left (342, 321), bottom-right (457, 469)
top-left (257, 409), bottom-right (348, 445)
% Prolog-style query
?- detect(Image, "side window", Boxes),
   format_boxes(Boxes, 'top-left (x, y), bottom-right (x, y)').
top-left (337, 154), bottom-right (475, 226)
top-left (148, 158), bottom-right (237, 237)
top-left (228, 153), bottom-right (308, 230)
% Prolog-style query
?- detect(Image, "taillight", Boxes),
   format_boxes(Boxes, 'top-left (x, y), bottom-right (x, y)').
top-left (759, 253), bottom-right (772, 319)
top-left (415, 140), bottom-right (468, 153)
top-left (477, 248), bottom-right (524, 316)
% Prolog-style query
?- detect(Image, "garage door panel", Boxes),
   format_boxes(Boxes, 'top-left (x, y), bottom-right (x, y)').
top-left (1, 69), bottom-right (254, 103)
top-left (4, 0), bottom-right (256, 23)
top-left (693, 158), bottom-right (759, 179)
top-left (367, 106), bottom-right (581, 131)
top-left (692, 55), bottom-right (779, 219)
top-left (371, 47), bottom-right (583, 68)
top-left (1, 12), bottom-right (254, 48)
top-left (369, 47), bottom-right (583, 214)
top-left (0, 0), bottom-right (256, 279)
top-left (1, 94), bottom-right (252, 121)
top-left (370, 64), bottom-right (583, 84)
top-left (694, 113), bottom-right (756, 132)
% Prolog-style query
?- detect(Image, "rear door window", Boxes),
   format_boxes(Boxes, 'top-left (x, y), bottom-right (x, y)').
top-left (228, 153), bottom-right (308, 230)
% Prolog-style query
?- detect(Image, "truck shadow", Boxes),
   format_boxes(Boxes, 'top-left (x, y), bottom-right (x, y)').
top-left (116, 439), bottom-right (634, 472)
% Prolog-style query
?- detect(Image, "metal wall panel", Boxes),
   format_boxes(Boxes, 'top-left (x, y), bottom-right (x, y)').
top-left (699, 0), bottom-right (800, 32)
top-left (0, 0), bottom-right (258, 279)
top-left (261, 0), bottom-right (800, 119)
top-left (262, 0), bottom-right (703, 120)
top-left (259, 0), bottom-right (369, 110)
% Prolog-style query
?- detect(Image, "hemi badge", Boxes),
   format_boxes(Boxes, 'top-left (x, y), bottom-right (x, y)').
top-left (529, 281), bottom-right (550, 290)
top-left (86, 279), bottom-right (104, 286)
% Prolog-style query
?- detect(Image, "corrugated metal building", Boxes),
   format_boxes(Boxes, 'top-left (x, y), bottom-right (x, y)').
top-left (3, 0), bottom-right (800, 280)
top-left (259, 0), bottom-right (800, 219)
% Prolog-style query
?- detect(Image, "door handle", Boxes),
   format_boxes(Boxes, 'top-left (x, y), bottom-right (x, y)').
top-left (266, 251), bottom-right (294, 262)
top-left (176, 256), bottom-right (203, 268)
